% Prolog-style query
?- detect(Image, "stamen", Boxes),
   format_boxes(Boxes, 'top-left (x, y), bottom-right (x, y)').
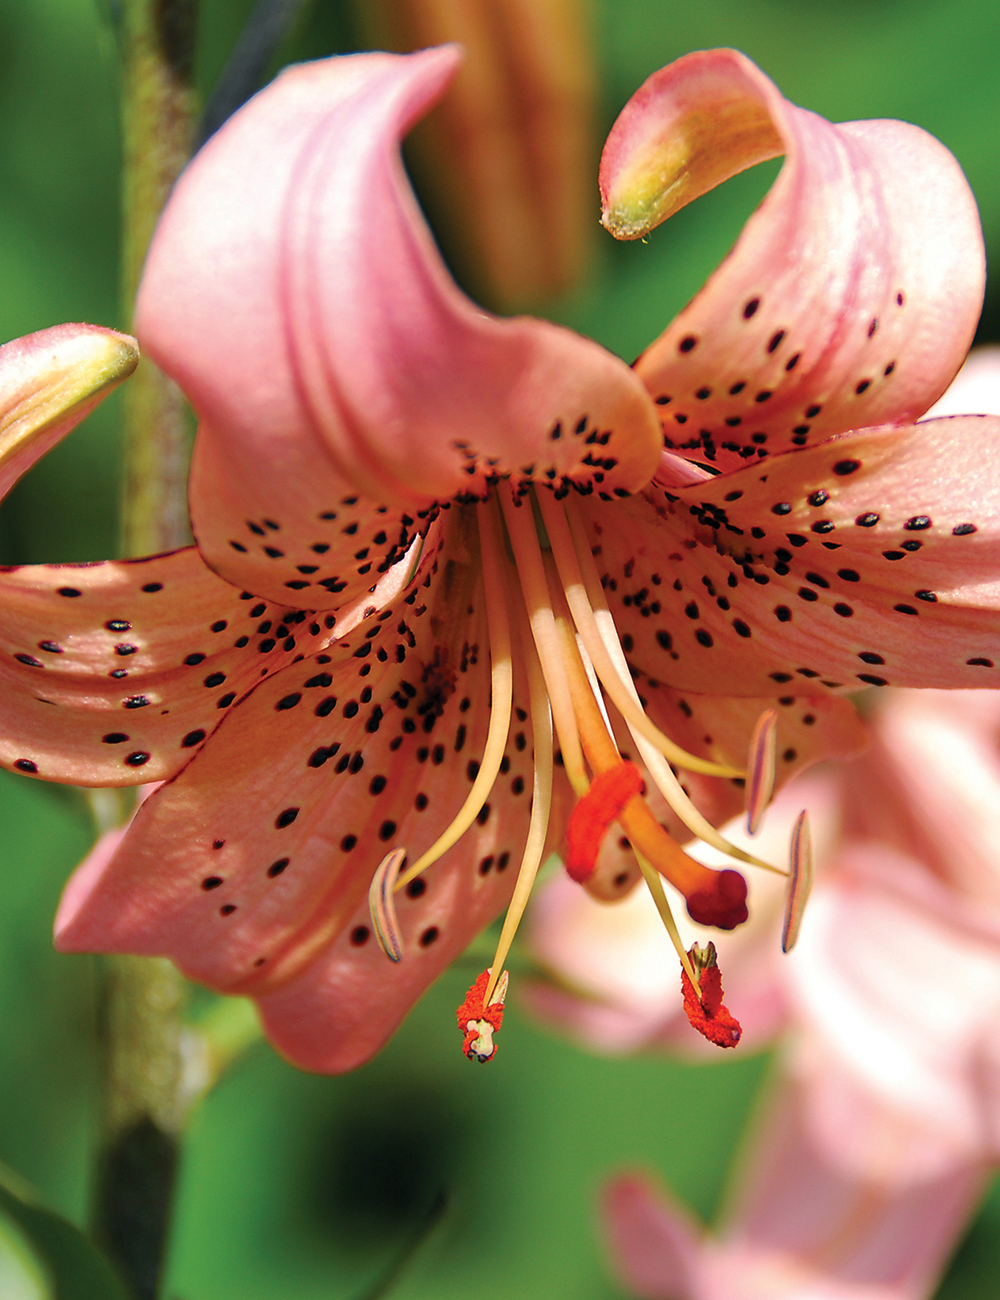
top-left (537, 490), bottom-right (742, 779)
top-left (396, 500), bottom-right (513, 889)
top-left (681, 942), bottom-right (742, 1049)
top-left (566, 763), bottom-right (644, 882)
top-left (500, 488), bottom-right (588, 796)
top-left (483, 627), bottom-right (553, 1007)
top-left (746, 708), bottom-right (778, 835)
top-left (457, 967), bottom-right (509, 1062)
top-left (369, 847), bottom-right (406, 962)
top-left (634, 851), bottom-right (700, 993)
top-left (560, 496), bottom-right (783, 877)
top-left (781, 809), bottom-right (813, 953)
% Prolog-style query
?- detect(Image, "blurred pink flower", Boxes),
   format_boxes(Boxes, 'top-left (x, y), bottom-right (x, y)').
top-left (51, 45), bottom-right (1000, 1073)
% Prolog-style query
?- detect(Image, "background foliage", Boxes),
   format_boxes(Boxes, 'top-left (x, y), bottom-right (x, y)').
top-left (0, 1), bottom-right (997, 1295)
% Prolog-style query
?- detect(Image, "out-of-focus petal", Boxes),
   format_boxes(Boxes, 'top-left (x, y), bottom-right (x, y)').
top-left (600, 49), bottom-right (983, 470)
top-left (137, 46), bottom-right (660, 605)
top-left (602, 1174), bottom-right (702, 1299)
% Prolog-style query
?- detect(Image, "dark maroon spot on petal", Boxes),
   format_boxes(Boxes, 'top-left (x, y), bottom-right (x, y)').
top-left (220, 904), bottom-right (237, 916)
top-left (38, 641), bottom-right (62, 653)
top-left (202, 876), bottom-right (223, 890)
top-left (275, 808), bottom-right (299, 828)
top-left (184, 652), bottom-right (206, 666)
top-left (315, 697), bottom-right (337, 717)
top-left (497, 851), bottom-right (511, 872)
top-left (782, 748), bottom-right (798, 762)
top-left (732, 620), bottom-right (751, 638)
top-left (218, 692), bottom-right (236, 708)
top-left (785, 353), bottom-right (800, 372)
top-left (858, 674), bottom-right (888, 686)
top-left (797, 588), bottom-right (818, 602)
top-left (953, 523), bottom-right (977, 536)
top-left (103, 733), bottom-right (129, 744)
top-left (855, 380), bottom-right (871, 394)
top-left (968, 658), bottom-right (994, 667)
top-left (123, 695), bottom-right (150, 709)
top-left (679, 336), bottom-right (697, 353)
top-left (894, 604), bottom-right (918, 615)
top-left (378, 820), bottom-right (396, 842)
top-left (419, 926), bottom-right (439, 947)
top-left (656, 630), bottom-right (672, 650)
top-left (904, 516), bottom-right (932, 531)
top-left (340, 834), bottom-right (357, 852)
top-left (811, 521), bottom-right (834, 534)
top-left (276, 693), bottom-right (302, 710)
top-left (833, 603), bottom-right (854, 617)
top-left (805, 573), bottom-right (829, 588)
top-left (350, 926), bottom-right (370, 946)
top-left (57, 587), bottom-right (82, 597)
top-left (211, 620), bottom-right (227, 632)
top-left (808, 490), bottom-right (828, 507)
top-left (125, 751), bottom-right (150, 766)
top-left (204, 672), bottom-right (226, 687)
top-left (250, 603), bottom-right (266, 617)
top-left (268, 858), bottom-right (290, 877)
top-left (884, 361), bottom-right (896, 376)
top-left (182, 729), bottom-right (206, 748)
top-left (106, 620), bottom-right (131, 632)
top-left (406, 878), bottom-right (426, 899)
top-left (767, 330), bottom-right (785, 353)
top-left (142, 583), bottom-right (163, 593)
top-left (305, 673), bottom-right (333, 688)
top-left (695, 629), bottom-right (713, 647)
top-left (479, 856), bottom-right (494, 875)
top-left (772, 502), bottom-right (792, 516)
top-left (774, 606), bottom-right (791, 622)
top-left (837, 569), bottom-right (860, 582)
top-left (833, 460), bottom-right (860, 476)
top-left (859, 652), bottom-right (885, 665)
top-left (896, 291), bottom-right (905, 306)
top-left (14, 759), bottom-right (37, 773)
top-left (755, 390), bottom-right (772, 403)
top-left (805, 405), bottom-right (822, 418)
top-left (477, 803), bottom-right (491, 826)
top-left (230, 541), bottom-right (247, 552)
top-left (867, 318), bottom-right (879, 337)
top-left (728, 381), bottom-right (746, 395)
top-left (695, 387), bottom-right (712, 400)
top-left (856, 512), bottom-right (880, 527)
top-left (915, 590), bottom-right (937, 603)
top-left (743, 298), bottom-right (760, 318)
top-left (15, 654), bottom-right (42, 667)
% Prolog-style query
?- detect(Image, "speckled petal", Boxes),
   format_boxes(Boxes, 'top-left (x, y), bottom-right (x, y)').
top-left (579, 420), bottom-right (1000, 693)
top-left (600, 49), bottom-right (983, 471)
top-left (137, 46), bottom-right (661, 603)
top-left (0, 548), bottom-right (332, 784)
top-left (56, 512), bottom-right (563, 1070)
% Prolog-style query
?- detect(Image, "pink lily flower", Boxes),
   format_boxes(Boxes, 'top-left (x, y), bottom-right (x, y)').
top-left (532, 682), bottom-right (1000, 1297)
top-left (51, 44), bottom-right (1000, 1074)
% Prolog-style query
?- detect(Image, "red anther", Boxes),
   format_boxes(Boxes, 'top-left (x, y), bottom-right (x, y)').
top-left (457, 968), bottom-right (506, 1062)
top-left (681, 947), bottom-right (742, 1049)
top-left (686, 867), bottom-right (749, 930)
top-left (565, 761), bottom-right (644, 882)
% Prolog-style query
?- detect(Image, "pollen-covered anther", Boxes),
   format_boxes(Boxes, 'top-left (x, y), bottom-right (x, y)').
top-left (368, 847), bottom-right (406, 962)
top-left (781, 809), bottom-right (813, 952)
top-left (681, 942), bottom-right (742, 1049)
top-left (457, 968), bottom-right (509, 1062)
top-left (565, 762), bottom-right (644, 882)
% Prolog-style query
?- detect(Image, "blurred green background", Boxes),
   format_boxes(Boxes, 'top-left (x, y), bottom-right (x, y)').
top-left (0, 0), bottom-right (999, 1295)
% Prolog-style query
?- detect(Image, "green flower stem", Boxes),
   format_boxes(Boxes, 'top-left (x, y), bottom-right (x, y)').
top-left (92, 3), bottom-right (198, 1297)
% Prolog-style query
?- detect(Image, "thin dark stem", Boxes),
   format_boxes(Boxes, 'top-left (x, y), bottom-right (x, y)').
top-left (91, 3), bottom-right (199, 1297)
top-left (197, 0), bottom-right (312, 147)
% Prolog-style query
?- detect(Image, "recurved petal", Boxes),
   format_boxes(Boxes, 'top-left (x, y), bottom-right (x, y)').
top-left (56, 513), bottom-right (553, 1070)
top-left (0, 324), bottom-right (138, 501)
top-left (579, 422), bottom-right (1000, 695)
top-left (137, 45), bottom-right (660, 577)
top-left (602, 1174), bottom-right (702, 1300)
top-left (0, 548), bottom-right (333, 784)
top-left (600, 49), bottom-right (983, 470)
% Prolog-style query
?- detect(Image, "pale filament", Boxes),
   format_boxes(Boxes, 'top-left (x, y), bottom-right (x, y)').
top-left (483, 615), bottom-right (554, 1007)
top-left (634, 851), bottom-right (701, 994)
top-left (499, 490), bottom-right (588, 797)
top-left (536, 490), bottom-right (742, 779)
top-left (395, 498), bottom-right (513, 890)
top-left (559, 495), bottom-right (785, 877)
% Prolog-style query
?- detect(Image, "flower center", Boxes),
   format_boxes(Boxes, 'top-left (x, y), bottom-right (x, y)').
top-left (370, 482), bottom-right (796, 1051)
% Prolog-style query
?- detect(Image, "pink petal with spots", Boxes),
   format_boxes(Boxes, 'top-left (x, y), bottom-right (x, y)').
top-left (137, 46), bottom-right (660, 604)
top-left (56, 514), bottom-right (560, 1068)
top-left (600, 49), bottom-right (983, 471)
top-left (0, 549), bottom-right (333, 784)
top-left (579, 417), bottom-right (1000, 695)
top-left (0, 324), bottom-right (137, 499)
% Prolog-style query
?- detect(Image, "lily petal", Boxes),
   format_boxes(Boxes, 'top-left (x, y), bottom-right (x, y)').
top-left (56, 514), bottom-right (559, 1069)
top-left (137, 46), bottom-right (661, 605)
top-left (579, 419), bottom-right (1000, 695)
top-left (602, 1173), bottom-right (702, 1300)
top-left (601, 49), bottom-right (983, 469)
top-left (0, 549), bottom-right (334, 784)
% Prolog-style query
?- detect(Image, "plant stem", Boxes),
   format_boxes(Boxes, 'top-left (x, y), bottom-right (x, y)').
top-left (91, 3), bottom-right (198, 1297)
top-left (119, 0), bottom-right (196, 557)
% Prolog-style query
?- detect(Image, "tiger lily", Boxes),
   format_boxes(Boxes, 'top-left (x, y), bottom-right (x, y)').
top-left (52, 45), bottom-right (1000, 1072)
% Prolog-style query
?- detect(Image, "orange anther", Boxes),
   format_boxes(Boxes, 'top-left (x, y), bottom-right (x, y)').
top-left (565, 761), bottom-right (644, 881)
top-left (681, 943), bottom-right (742, 1049)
